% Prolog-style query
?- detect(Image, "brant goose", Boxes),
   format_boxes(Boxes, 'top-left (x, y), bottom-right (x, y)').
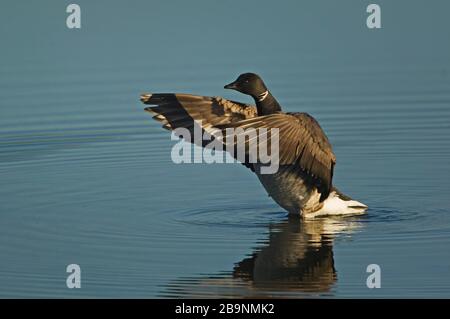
top-left (140, 73), bottom-right (367, 217)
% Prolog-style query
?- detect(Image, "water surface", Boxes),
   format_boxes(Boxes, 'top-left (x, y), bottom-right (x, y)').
top-left (1, 0), bottom-right (450, 298)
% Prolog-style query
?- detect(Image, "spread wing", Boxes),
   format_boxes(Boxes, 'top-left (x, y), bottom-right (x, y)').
top-left (217, 113), bottom-right (336, 200)
top-left (140, 93), bottom-right (335, 200)
top-left (141, 93), bottom-right (257, 140)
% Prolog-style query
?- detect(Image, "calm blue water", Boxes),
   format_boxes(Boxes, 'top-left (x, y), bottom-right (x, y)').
top-left (1, 0), bottom-right (450, 298)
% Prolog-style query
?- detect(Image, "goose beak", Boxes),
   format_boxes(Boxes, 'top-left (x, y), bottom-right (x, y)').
top-left (224, 81), bottom-right (237, 90)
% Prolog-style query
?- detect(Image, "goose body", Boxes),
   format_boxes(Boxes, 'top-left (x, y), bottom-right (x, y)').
top-left (255, 164), bottom-right (324, 214)
top-left (254, 164), bottom-right (366, 216)
top-left (140, 73), bottom-right (367, 217)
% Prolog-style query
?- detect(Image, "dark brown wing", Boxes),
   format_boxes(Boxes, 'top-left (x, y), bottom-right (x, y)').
top-left (217, 112), bottom-right (336, 201)
top-left (140, 93), bottom-right (257, 144)
top-left (140, 93), bottom-right (335, 200)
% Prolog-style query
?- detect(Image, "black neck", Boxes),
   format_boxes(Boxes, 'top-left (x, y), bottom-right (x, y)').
top-left (254, 91), bottom-right (281, 116)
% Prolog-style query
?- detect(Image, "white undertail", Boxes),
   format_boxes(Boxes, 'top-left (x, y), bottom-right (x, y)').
top-left (305, 190), bottom-right (367, 218)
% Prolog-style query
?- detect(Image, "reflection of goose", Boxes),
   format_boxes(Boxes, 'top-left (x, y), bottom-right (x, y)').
top-left (161, 216), bottom-right (362, 298)
top-left (233, 217), bottom-right (337, 292)
top-left (141, 73), bottom-right (367, 217)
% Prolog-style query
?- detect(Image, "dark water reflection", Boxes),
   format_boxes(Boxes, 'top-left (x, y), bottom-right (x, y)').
top-left (163, 216), bottom-right (363, 298)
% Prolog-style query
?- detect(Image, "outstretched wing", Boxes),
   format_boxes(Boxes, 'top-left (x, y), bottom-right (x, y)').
top-left (140, 93), bottom-right (335, 200)
top-left (141, 93), bottom-right (257, 138)
top-left (217, 112), bottom-right (336, 201)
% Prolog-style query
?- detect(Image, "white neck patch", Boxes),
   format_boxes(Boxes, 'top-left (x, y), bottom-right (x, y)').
top-left (257, 90), bottom-right (269, 102)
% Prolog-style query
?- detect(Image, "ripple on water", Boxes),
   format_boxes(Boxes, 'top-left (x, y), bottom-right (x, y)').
top-left (170, 203), bottom-right (287, 229)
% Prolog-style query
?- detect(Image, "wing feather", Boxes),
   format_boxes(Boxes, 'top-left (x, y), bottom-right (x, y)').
top-left (141, 93), bottom-right (335, 200)
top-left (217, 113), bottom-right (336, 200)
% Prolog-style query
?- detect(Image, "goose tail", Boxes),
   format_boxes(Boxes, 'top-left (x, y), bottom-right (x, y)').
top-left (306, 188), bottom-right (367, 218)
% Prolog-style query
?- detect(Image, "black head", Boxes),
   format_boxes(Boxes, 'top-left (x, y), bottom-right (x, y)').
top-left (224, 73), bottom-right (267, 98)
